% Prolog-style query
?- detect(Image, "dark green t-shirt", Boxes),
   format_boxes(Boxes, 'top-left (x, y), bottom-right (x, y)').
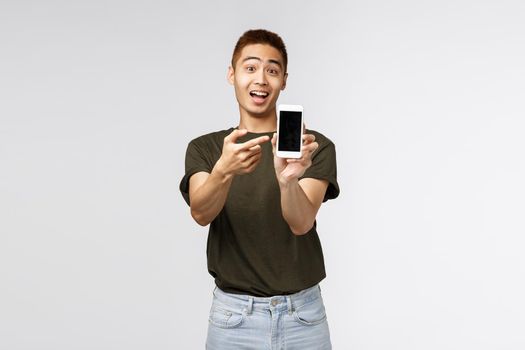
top-left (180, 127), bottom-right (339, 297)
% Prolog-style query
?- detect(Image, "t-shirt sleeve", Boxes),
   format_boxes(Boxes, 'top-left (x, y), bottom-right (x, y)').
top-left (179, 139), bottom-right (213, 206)
top-left (300, 140), bottom-right (340, 202)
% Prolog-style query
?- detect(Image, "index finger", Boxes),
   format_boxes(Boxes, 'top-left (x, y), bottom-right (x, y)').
top-left (224, 128), bottom-right (248, 143)
top-left (238, 135), bottom-right (270, 150)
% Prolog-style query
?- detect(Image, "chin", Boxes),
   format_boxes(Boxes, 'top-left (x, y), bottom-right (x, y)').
top-left (248, 106), bottom-right (274, 117)
top-left (238, 95), bottom-right (278, 117)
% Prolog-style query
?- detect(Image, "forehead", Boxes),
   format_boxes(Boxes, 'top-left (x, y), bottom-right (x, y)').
top-left (238, 44), bottom-right (284, 65)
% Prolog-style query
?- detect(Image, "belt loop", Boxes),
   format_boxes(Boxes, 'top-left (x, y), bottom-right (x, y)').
top-left (286, 296), bottom-right (293, 315)
top-left (247, 297), bottom-right (254, 315)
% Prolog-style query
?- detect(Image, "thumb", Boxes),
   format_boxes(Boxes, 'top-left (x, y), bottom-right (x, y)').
top-left (225, 128), bottom-right (248, 143)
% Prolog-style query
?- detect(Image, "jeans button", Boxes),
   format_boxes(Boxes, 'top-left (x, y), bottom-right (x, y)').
top-left (271, 299), bottom-right (278, 306)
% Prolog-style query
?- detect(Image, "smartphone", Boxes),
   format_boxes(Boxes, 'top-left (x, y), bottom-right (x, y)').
top-left (276, 104), bottom-right (303, 158)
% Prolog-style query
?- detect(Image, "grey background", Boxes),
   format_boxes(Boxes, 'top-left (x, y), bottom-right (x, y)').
top-left (1, 0), bottom-right (524, 349)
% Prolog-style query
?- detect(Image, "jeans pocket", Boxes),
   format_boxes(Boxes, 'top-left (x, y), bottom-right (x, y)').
top-left (293, 298), bottom-right (327, 326)
top-left (208, 304), bottom-right (245, 329)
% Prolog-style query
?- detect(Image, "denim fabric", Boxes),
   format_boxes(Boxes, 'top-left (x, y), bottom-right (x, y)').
top-left (206, 284), bottom-right (332, 350)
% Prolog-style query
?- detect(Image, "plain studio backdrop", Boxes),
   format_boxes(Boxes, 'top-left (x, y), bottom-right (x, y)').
top-left (1, 0), bottom-right (524, 349)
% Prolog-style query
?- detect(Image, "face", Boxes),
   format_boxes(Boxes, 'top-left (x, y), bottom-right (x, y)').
top-left (228, 44), bottom-right (288, 118)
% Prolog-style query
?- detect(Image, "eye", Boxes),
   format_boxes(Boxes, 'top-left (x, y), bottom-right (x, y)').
top-left (268, 67), bottom-right (280, 75)
top-left (246, 66), bottom-right (256, 72)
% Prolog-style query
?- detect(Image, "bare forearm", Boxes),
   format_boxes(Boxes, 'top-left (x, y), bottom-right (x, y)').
top-left (190, 166), bottom-right (233, 226)
top-left (279, 180), bottom-right (317, 235)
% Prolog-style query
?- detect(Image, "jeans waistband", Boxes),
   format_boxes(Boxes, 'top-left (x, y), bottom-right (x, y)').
top-left (212, 284), bottom-right (322, 315)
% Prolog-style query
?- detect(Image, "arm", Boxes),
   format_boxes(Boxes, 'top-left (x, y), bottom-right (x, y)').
top-left (279, 178), bottom-right (329, 235)
top-left (188, 129), bottom-right (270, 226)
top-left (188, 169), bottom-right (233, 226)
top-left (271, 132), bottom-right (327, 235)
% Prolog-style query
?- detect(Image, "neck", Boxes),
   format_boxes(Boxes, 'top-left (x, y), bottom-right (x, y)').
top-left (237, 107), bottom-right (277, 133)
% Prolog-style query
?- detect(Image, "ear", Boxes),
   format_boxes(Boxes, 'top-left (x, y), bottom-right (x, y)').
top-left (281, 72), bottom-right (288, 90)
top-left (227, 66), bottom-right (235, 85)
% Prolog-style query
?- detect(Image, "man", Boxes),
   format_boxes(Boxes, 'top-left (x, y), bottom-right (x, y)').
top-left (180, 29), bottom-right (339, 349)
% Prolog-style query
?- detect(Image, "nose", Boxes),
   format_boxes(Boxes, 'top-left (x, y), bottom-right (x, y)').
top-left (254, 69), bottom-right (268, 86)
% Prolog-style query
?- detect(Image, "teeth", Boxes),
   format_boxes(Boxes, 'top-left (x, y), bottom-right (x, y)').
top-left (251, 91), bottom-right (269, 97)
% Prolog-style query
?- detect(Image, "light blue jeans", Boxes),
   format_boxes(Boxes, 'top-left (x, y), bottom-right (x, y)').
top-left (206, 284), bottom-right (332, 350)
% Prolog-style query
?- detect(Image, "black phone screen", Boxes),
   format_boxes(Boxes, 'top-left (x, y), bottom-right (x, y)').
top-left (278, 111), bottom-right (302, 152)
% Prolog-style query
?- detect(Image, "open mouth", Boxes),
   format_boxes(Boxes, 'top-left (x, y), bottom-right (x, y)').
top-left (249, 90), bottom-right (269, 104)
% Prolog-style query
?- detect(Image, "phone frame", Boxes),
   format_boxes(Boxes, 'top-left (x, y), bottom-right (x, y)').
top-left (276, 104), bottom-right (304, 159)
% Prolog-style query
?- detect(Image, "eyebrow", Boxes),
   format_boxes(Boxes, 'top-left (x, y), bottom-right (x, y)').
top-left (242, 56), bottom-right (283, 69)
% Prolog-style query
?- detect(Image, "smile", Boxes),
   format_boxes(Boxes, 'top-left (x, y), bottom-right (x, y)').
top-left (250, 90), bottom-right (269, 98)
